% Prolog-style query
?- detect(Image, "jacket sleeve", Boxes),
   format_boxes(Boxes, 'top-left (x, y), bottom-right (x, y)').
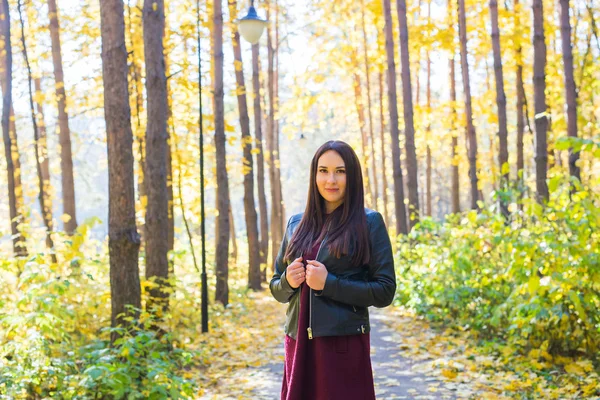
top-left (269, 217), bottom-right (299, 303)
top-left (319, 211), bottom-right (396, 308)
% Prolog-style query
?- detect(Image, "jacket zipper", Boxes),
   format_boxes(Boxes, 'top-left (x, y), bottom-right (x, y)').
top-left (307, 221), bottom-right (331, 340)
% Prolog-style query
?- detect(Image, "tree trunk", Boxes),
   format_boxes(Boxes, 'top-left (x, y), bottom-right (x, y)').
top-left (485, 59), bottom-right (498, 197)
top-left (33, 79), bottom-right (56, 261)
top-left (352, 60), bottom-right (373, 207)
top-left (426, 56), bottom-right (431, 217)
top-left (17, 0), bottom-right (56, 261)
top-left (126, 2), bottom-right (146, 243)
top-left (415, 0), bottom-right (422, 106)
top-left (213, 0), bottom-right (230, 306)
top-left (490, 0), bottom-right (509, 217)
top-left (458, 0), bottom-right (479, 210)
top-left (533, 0), bottom-right (549, 202)
top-left (515, 0), bottom-right (525, 205)
top-left (143, 0), bottom-right (170, 313)
top-left (47, 0), bottom-right (77, 233)
top-left (166, 110), bottom-right (174, 271)
top-left (378, 71), bottom-right (391, 228)
top-left (253, 43), bottom-right (269, 280)
top-left (425, 0), bottom-right (432, 217)
top-left (449, 56), bottom-right (460, 214)
top-left (229, 204), bottom-right (237, 262)
top-left (266, 0), bottom-right (282, 272)
top-left (99, 0), bottom-right (142, 344)
top-left (383, 0), bottom-right (408, 235)
top-left (396, 0), bottom-right (420, 228)
top-left (361, 1), bottom-right (379, 205)
top-left (229, 0), bottom-right (261, 290)
top-left (560, 0), bottom-right (581, 182)
top-left (274, 0), bottom-right (285, 234)
top-left (0, 0), bottom-right (27, 257)
top-left (165, 20), bottom-right (175, 263)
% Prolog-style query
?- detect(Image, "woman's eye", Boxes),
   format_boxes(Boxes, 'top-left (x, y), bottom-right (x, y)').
top-left (337, 170), bottom-right (346, 174)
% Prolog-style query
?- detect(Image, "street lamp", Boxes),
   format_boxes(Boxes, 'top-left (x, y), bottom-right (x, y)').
top-left (299, 133), bottom-right (307, 148)
top-left (197, 0), bottom-right (209, 334)
top-left (197, 0), bottom-right (267, 334)
top-left (238, 0), bottom-right (267, 44)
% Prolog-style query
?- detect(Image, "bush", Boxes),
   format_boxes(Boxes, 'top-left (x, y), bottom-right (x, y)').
top-left (0, 219), bottom-right (198, 399)
top-left (396, 176), bottom-right (600, 358)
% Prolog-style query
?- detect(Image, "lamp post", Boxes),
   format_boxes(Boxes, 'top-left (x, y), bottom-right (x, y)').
top-left (197, 0), bottom-right (267, 334)
top-left (197, 0), bottom-right (209, 334)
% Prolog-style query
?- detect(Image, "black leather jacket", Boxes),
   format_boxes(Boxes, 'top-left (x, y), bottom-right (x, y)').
top-left (269, 208), bottom-right (396, 340)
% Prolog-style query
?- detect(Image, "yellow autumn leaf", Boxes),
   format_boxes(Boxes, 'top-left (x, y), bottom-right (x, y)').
top-left (565, 361), bottom-right (591, 376)
top-left (441, 368), bottom-right (457, 380)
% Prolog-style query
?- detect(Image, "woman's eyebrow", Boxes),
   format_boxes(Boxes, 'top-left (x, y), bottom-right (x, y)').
top-left (318, 165), bottom-right (346, 169)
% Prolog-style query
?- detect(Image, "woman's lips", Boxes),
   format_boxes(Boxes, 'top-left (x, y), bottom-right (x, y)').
top-left (325, 188), bottom-right (338, 192)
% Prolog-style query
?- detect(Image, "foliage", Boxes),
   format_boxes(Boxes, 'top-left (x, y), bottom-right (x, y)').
top-left (395, 171), bottom-right (600, 360)
top-left (0, 220), bottom-right (197, 399)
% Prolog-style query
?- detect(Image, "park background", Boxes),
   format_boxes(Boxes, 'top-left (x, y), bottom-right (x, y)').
top-left (0, 0), bottom-right (599, 398)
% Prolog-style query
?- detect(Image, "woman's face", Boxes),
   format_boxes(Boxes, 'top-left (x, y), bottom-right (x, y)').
top-left (316, 150), bottom-right (346, 212)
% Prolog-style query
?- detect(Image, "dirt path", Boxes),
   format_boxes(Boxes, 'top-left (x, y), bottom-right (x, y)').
top-left (199, 303), bottom-right (479, 399)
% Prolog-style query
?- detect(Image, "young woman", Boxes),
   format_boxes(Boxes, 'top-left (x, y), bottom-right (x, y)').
top-left (270, 140), bottom-right (396, 400)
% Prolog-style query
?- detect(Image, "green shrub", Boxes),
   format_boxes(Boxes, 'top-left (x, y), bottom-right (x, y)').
top-left (396, 175), bottom-right (600, 357)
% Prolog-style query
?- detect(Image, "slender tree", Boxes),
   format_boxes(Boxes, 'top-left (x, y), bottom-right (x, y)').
top-left (351, 44), bottom-right (373, 206)
top-left (266, 0), bottom-right (282, 269)
top-left (229, 0), bottom-right (261, 290)
top-left (252, 43), bottom-right (269, 279)
top-left (0, 0), bottom-right (27, 257)
top-left (164, 1), bottom-right (175, 261)
top-left (99, 0), bottom-right (141, 343)
top-left (229, 204), bottom-right (237, 262)
top-left (383, 0), bottom-right (407, 234)
top-left (533, 0), bottom-right (549, 202)
top-left (213, 0), bottom-right (230, 305)
top-left (274, 0), bottom-right (285, 233)
top-left (361, 0), bottom-right (378, 204)
top-left (143, 0), bottom-right (170, 313)
top-left (17, 0), bottom-right (56, 260)
top-left (47, 0), bottom-right (77, 233)
top-left (490, 0), bottom-right (509, 216)
top-left (447, 0), bottom-right (460, 214)
top-left (485, 60), bottom-right (499, 194)
top-left (449, 56), bottom-right (460, 214)
top-left (33, 79), bottom-right (56, 260)
top-left (396, 0), bottom-right (420, 227)
top-left (425, 0), bottom-right (432, 217)
top-left (514, 0), bottom-right (526, 201)
top-left (125, 2), bottom-right (147, 240)
top-left (458, 0), bottom-right (480, 209)
top-left (378, 71), bottom-right (390, 227)
top-left (559, 0), bottom-right (581, 182)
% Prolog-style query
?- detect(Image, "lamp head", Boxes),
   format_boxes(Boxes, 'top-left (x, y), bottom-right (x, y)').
top-left (239, 6), bottom-right (267, 44)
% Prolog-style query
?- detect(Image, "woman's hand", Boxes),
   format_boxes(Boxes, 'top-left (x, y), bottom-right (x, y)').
top-left (286, 257), bottom-right (305, 289)
top-left (306, 260), bottom-right (328, 291)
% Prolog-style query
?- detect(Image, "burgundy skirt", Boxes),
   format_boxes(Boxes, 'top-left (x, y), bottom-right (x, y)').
top-left (281, 241), bottom-right (375, 400)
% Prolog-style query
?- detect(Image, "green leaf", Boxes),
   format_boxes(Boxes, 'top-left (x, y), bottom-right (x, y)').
top-left (548, 176), bottom-right (562, 193)
top-left (555, 137), bottom-right (572, 150)
top-left (568, 291), bottom-right (587, 322)
top-left (84, 366), bottom-right (106, 380)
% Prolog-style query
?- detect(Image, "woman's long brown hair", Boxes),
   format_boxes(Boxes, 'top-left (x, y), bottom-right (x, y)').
top-left (284, 140), bottom-right (370, 267)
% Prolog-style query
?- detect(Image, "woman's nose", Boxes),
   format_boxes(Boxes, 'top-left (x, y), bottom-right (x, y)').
top-left (327, 173), bottom-right (336, 183)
